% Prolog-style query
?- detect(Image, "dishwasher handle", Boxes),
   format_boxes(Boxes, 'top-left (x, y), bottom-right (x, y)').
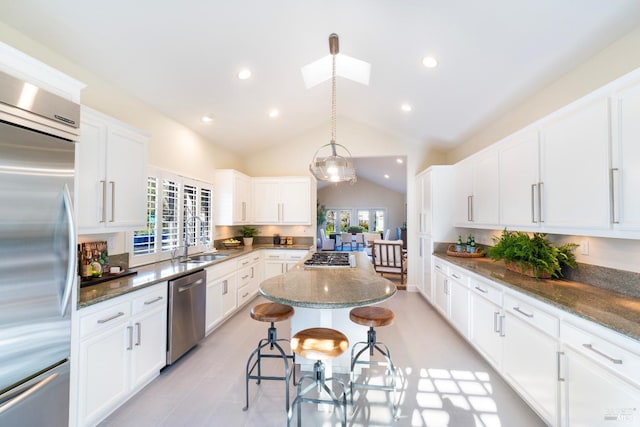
top-left (177, 278), bottom-right (205, 293)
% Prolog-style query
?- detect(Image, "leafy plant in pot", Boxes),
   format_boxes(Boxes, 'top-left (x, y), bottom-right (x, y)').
top-left (487, 230), bottom-right (578, 279)
top-left (239, 226), bottom-right (259, 246)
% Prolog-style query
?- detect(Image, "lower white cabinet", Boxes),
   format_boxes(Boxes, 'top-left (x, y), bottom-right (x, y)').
top-left (236, 252), bottom-right (262, 308)
top-left (502, 293), bottom-right (560, 426)
top-left (447, 266), bottom-right (469, 338)
top-left (77, 282), bottom-right (167, 427)
top-left (205, 262), bottom-right (237, 334)
top-left (469, 278), bottom-right (504, 369)
top-left (560, 319), bottom-right (640, 427)
top-left (263, 250), bottom-right (308, 280)
top-left (433, 261), bottom-right (448, 316)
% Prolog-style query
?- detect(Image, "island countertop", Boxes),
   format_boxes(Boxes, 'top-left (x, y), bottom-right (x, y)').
top-left (259, 251), bottom-right (397, 308)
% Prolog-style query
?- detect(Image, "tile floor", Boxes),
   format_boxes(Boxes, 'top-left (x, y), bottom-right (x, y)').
top-left (100, 291), bottom-right (546, 427)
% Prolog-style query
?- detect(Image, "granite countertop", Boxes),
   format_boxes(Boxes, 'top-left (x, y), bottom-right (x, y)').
top-left (78, 244), bottom-right (313, 308)
top-left (259, 251), bottom-right (397, 308)
top-left (433, 252), bottom-right (640, 342)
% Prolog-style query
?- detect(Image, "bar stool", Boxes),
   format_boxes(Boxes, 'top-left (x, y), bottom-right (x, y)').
top-left (288, 327), bottom-right (349, 427)
top-left (349, 306), bottom-right (399, 415)
top-left (243, 302), bottom-right (295, 412)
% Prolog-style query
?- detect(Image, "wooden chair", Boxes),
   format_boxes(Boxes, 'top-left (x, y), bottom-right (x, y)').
top-left (340, 232), bottom-right (353, 250)
top-left (372, 240), bottom-right (406, 283)
top-left (363, 232), bottom-right (381, 256)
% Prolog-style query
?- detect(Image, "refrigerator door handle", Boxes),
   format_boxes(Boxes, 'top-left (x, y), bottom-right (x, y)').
top-left (0, 373), bottom-right (59, 415)
top-left (60, 184), bottom-right (76, 317)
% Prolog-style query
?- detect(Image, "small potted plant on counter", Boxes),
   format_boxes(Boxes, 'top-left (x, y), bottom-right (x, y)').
top-left (239, 226), bottom-right (259, 247)
top-left (487, 229), bottom-right (577, 278)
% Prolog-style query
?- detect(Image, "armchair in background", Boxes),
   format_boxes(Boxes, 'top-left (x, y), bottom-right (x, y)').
top-left (363, 232), bottom-right (382, 256)
top-left (372, 239), bottom-right (406, 283)
top-left (319, 228), bottom-right (335, 251)
top-left (340, 232), bottom-right (353, 250)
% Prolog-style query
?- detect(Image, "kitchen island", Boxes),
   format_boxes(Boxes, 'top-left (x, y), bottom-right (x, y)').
top-left (259, 251), bottom-right (397, 372)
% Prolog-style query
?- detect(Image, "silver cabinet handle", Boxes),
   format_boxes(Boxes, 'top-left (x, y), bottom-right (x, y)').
top-left (178, 278), bottom-right (204, 293)
top-left (499, 314), bottom-right (505, 337)
top-left (493, 311), bottom-right (500, 333)
top-left (135, 322), bottom-right (141, 346)
top-left (538, 182), bottom-right (544, 223)
top-left (451, 273), bottom-right (461, 280)
top-left (250, 266), bottom-right (255, 279)
top-left (475, 286), bottom-right (488, 294)
top-left (241, 201), bottom-right (246, 221)
top-left (513, 306), bottom-right (534, 318)
top-left (97, 311), bottom-right (125, 324)
top-left (222, 279), bottom-right (228, 295)
top-left (60, 184), bottom-right (76, 317)
top-left (610, 168), bottom-right (619, 224)
top-left (444, 279), bottom-right (449, 295)
top-left (241, 260), bottom-right (250, 266)
top-left (109, 181), bottom-right (115, 222)
top-left (100, 180), bottom-right (107, 223)
top-left (583, 343), bottom-right (623, 365)
top-left (0, 372), bottom-right (59, 415)
top-left (241, 274), bottom-right (249, 280)
top-left (144, 296), bottom-right (163, 305)
top-left (126, 325), bottom-right (133, 350)
top-left (531, 183), bottom-right (537, 223)
top-left (557, 351), bottom-right (565, 382)
top-left (467, 195), bottom-right (473, 222)
top-left (241, 292), bottom-right (249, 298)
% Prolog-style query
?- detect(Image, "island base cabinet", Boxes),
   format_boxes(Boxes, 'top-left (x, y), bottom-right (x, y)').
top-left (502, 311), bottom-right (559, 426)
top-left (561, 346), bottom-right (640, 427)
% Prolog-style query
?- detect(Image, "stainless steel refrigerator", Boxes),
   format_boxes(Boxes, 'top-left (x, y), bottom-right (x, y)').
top-left (0, 70), bottom-right (80, 426)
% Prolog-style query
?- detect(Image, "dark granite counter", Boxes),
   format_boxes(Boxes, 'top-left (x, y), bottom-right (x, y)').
top-left (78, 244), bottom-right (313, 308)
top-left (259, 251), bottom-right (397, 308)
top-left (433, 251), bottom-right (640, 342)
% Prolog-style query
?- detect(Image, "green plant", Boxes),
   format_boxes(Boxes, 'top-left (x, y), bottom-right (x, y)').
top-left (238, 225), bottom-right (259, 238)
top-left (487, 230), bottom-right (577, 278)
top-left (347, 225), bottom-right (364, 233)
top-left (317, 203), bottom-right (327, 226)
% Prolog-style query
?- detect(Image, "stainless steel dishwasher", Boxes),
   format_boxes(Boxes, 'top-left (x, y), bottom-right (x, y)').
top-left (167, 270), bottom-right (206, 365)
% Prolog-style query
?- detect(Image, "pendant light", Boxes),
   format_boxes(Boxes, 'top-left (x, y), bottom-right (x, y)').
top-left (309, 33), bottom-right (357, 184)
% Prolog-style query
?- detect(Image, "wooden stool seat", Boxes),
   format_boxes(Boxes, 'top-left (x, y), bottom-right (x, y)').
top-left (350, 306), bottom-right (394, 328)
top-left (250, 302), bottom-right (294, 323)
top-left (291, 327), bottom-right (349, 361)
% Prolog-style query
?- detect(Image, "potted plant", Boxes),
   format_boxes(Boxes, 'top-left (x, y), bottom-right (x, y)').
top-left (347, 225), bottom-right (364, 234)
top-left (487, 229), bottom-right (577, 278)
top-left (238, 226), bottom-right (259, 246)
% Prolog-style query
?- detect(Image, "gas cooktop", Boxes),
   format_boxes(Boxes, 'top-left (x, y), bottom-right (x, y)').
top-left (303, 252), bottom-right (352, 267)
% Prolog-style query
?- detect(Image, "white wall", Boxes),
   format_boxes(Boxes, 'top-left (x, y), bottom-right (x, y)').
top-left (318, 177), bottom-right (406, 232)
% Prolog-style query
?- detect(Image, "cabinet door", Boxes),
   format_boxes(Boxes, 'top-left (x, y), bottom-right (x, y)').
top-left (472, 149), bottom-right (500, 225)
top-left (448, 277), bottom-right (469, 338)
top-left (280, 179), bottom-right (311, 224)
top-left (252, 179), bottom-right (280, 223)
top-left (562, 346), bottom-right (640, 427)
top-left (500, 131), bottom-right (541, 227)
top-left (130, 306), bottom-right (166, 391)
top-left (222, 274), bottom-right (237, 317)
top-left (539, 98), bottom-right (610, 230)
top-left (77, 115), bottom-right (107, 229)
top-left (206, 280), bottom-right (224, 333)
top-left (105, 125), bottom-right (147, 229)
top-left (470, 291), bottom-right (503, 369)
top-left (418, 237), bottom-right (432, 299)
top-left (418, 171), bottom-right (432, 234)
top-left (234, 173), bottom-right (251, 223)
top-left (453, 160), bottom-right (473, 225)
top-left (78, 325), bottom-right (129, 427)
top-left (503, 311), bottom-right (559, 426)
top-left (433, 268), bottom-right (448, 316)
top-left (612, 83), bottom-right (640, 231)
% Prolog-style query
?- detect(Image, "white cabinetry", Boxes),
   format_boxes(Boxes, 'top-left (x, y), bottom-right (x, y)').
top-left (252, 177), bottom-right (311, 224)
top-left (469, 277), bottom-right (504, 369)
top-left (502, 293), bottom-right (560, 426)
top-left (263, 250), bottom-right (308, 280)
top-left (560, 317), bottom-right (640, 427)
top-left (432, 259), bottom-right (448, 317)
top-left (453, 149), bottom-right (500, 226)
top-left (77, 107), bottom-right (148, 233)
top-left (236, 252), bottom-right (262, 308)
top-left (611, 81), bottom-right (640, 232)
top-left (205, 261), bottom-right (237, 334)
top-left (77, 283), bottom-right (167, 427)
top-left (499, 131), bottom-right (541, 228)
top-left (215, 169), bottom-right (251, 225)
top-left (432, 258), bottom-right (469, 338)
top-left (539, 98), bottom-right (611, 230)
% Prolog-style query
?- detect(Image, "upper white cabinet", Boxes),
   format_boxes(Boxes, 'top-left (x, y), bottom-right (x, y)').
top-left (611, 81), bottom-right (640, 232)
top-left (252, 177), bottom-right (311, 224)
top-left (77, 107), bottom-right (148, 233)
top-left (499, 131), bottom-right (541, 228)
top-left (454, 149), bottom-right (500, 227)
top-left (215, 169), bottom-right (251, 225)
top-left (538, 98), bottom-right (611, 230)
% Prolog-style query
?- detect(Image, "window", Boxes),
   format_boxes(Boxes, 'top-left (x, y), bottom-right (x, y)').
top-left (128, 168), bottom-right (213, 266)
top-left (326, 207), bottom-right (386, 233)
top-left (339, 210), bottom-right (351, 232)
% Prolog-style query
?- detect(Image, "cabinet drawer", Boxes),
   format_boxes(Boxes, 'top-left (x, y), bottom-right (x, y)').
top-left (562, 321), bottom-right (640, 386)
top-left (469, 277), bottom-right (502, 306)
top-left (285, 251), bottom-right (307, 261)
top-left (504, 294), bottom-right (558, 337)
top-left (263, 252), bottom-right (286, 261)
top-left (132, 283), bottom-right (167, 315)
top-left (238, 265), bottom-right (254, 287)
top-left (80, 300), bottom-right (131, 339)
top-left (448, 265), bottom-right (467, 283)
top-left (237, 283), bottom-right (254, 307)
top-left (433, 259), bottom-right (447, 274)
top-left (236, 255), bottom-right (253, 269)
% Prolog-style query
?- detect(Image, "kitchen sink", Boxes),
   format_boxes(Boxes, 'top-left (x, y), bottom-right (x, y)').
top-left (180, 253), bottom-right (230, 263)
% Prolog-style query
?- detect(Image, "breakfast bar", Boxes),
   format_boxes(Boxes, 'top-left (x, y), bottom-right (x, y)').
top-left (259, 251), bottom-right (397, 372)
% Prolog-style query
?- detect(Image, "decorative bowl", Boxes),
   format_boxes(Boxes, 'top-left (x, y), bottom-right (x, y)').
top-left (223, 241), bottom-right (241, 248)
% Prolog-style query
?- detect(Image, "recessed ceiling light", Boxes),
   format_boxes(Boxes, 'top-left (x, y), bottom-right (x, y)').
top-left (237, 69), bottom-right (252, 80)
top-left (384, 174), bottom-right (390, 179)
top-left (396, 158), bottom-right (403, 164)
top-left (269, 109), bottom-right (280, 118)
top-left (422, 56), bottom-right (438, 68)
top-left (401, 103), bottom-right (412, 112)
top-left (201, 115), bottom-right (214, 123)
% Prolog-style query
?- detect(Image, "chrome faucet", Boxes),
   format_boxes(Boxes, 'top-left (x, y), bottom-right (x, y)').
top-left (181, 214), bottom-right (206, 262)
